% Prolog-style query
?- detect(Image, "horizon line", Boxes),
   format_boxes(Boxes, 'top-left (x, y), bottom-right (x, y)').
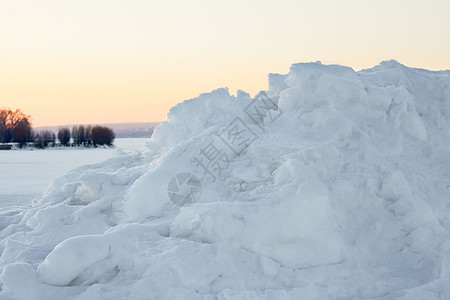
top-left (34, 121), bottom-right (162, 128)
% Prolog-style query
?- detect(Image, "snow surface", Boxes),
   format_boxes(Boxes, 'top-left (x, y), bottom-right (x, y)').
top-left (1, 60), bottom-right (450, 299)
top-left (0, 138), bottom-right (149, 208)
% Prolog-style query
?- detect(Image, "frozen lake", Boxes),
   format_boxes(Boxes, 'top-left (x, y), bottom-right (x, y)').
top-left (0, 138), bottom-right (149, 208)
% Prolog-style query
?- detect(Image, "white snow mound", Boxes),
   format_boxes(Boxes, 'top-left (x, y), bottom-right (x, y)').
top-left (1, 60), bottom-right (450, 299)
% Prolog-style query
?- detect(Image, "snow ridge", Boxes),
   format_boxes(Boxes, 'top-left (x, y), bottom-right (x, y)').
top-left (1, 60), bottom-right (450, 299)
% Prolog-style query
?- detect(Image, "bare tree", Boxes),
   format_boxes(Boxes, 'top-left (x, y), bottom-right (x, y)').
top-left (57, 127), bottom-right (71, 146)
top-left (0, 109), bottom-right (8, 142)
top-left (0, 108), bottom-right (32, 144)
top-left (72, 125), bottom-right (79, 146)
top-left (85, 125), bottom-right (93, 146)
top-left (33, 132), bottom-right (44, 148)
top-left (11, 118), bottom-right (33, 147)
top-left (91, 126), bottom-right (115, 146)
top-left (34, 130), bottom-right (55, 148)
top-left (72, 125), bottom-right (89, 146)
top-left (51, 131), bottom-right (56, 147)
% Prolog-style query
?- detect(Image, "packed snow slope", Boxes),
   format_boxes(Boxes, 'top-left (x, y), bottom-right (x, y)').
top-left (1, 60), bottom-right (450, 299)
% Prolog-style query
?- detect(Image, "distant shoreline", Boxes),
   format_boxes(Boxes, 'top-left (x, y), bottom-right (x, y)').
top-left (0, 137), bottom-right (151, 151)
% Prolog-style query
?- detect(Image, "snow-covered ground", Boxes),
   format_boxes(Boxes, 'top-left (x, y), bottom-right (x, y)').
top-left (0, 139), bottom-right (149, 208)
top-left (1, 61), bottom-right (450, 299)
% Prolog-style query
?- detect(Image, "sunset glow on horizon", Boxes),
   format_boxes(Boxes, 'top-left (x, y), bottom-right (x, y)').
top-left (1, 0), bottom-right (449, 127)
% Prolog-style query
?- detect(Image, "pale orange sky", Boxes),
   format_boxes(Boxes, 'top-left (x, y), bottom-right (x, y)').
top-left (1, 0), bottom-right (449, 127)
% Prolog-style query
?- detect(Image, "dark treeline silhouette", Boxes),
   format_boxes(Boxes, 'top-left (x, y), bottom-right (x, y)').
top-left (34, 130), bottom-right (56, 149)
top-left (67, 125), bottom-right (115, 147)
top-left (1, 108), bottom-right (115, 149)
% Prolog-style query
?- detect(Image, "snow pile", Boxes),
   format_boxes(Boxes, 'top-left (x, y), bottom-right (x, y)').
top-left (1, 60), bottom-right (450, 299)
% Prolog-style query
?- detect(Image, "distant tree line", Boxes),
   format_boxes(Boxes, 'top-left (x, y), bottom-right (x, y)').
top-left (64, 125), bottom-right (116, 147)
top-left (1, 108), bottom-right (115, 148)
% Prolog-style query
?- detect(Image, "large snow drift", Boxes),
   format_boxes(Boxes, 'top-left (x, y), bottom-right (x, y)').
top-left (1, 60), bottom-right (450, 299)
